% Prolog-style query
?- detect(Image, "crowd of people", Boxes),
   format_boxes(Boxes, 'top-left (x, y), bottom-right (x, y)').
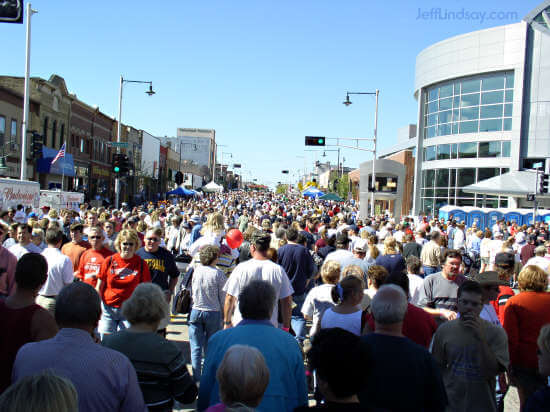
top-left (0, 192), bottom-right (549, 411)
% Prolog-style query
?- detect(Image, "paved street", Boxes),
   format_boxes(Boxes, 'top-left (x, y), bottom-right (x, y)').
top-left (165, 314), bottom-right (521, 412)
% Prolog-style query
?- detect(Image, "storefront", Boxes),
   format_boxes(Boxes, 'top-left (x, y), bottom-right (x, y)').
top-left (90, 163), bottom-right (112, 203)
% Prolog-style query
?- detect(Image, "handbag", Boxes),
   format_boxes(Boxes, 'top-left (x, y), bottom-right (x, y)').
top-left (174, 266), bottom-right (194, 314)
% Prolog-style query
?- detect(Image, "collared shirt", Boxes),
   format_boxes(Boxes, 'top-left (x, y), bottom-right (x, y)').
top-left (0, 246), bottom-right (17, 296)
top-left (40, 247), bottom-right (74, 296)
top-left (420, 240), bottom-right (442, 267)
top-left (13, 328), bottom-right (146, 412)
top-left (8, 242), bottom-right (42, 260)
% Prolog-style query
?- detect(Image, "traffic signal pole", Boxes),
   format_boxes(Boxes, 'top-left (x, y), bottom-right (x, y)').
top-left (115, 76), bottom-right (123, 210)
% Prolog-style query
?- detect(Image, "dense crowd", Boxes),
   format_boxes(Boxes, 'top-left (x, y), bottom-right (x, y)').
top-left (0, 192), bottom-right (549, 411)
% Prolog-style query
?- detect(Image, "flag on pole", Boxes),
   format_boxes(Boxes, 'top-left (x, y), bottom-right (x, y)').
top-left (51, 143), bottom-right (66, 164)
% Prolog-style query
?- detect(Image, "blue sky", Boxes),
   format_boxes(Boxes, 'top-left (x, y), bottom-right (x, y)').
top-left (0, 0), bottom-right (539, 186)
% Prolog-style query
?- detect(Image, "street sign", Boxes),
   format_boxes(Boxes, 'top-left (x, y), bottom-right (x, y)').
top-left (233, 163), bottom-right (241, 168)
top-left (107, 142), bottom-right (129, 148)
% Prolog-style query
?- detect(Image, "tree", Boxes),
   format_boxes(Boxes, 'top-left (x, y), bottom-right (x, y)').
top-left (276, 184), bottom-right (288, 195)
top-left (337, 173), bottom-right (350, 200)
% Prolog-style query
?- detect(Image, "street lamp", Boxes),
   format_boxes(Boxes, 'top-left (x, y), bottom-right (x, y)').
top-left (115, 76), bottom-right (155, 209)
top-left (343, 90), bottom-right (379, 216)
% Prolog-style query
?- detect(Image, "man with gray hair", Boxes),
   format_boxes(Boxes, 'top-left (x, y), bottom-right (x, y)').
top-left (359, 285), bottom-right (447, 411)
top-left (199, 280), bottom-right (307, 411)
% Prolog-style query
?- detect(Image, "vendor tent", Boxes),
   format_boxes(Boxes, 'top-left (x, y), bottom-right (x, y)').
top-left (167, 186), bottom-right (194, 196)
top-left (320, 192), bottom-right (344, 202)
top-left (202, 181), bottom-right (224, 193)
top-left (302, 187), bottom-right (324, 198)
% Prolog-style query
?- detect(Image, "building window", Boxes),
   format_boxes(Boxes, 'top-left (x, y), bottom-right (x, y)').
top-left (458, 142), bottom-right (477, 158)
top-left (80, 138), bottom-right (84, 153)
top-left (437, 144), bottom-right (450, 160)
top-left (478, 141), bottom-right (500, 157)
top-left (52, 120), bottom-right (57, 149)
top-left (60, 124), bottom-right (65, 148)
top-left (10, 119), bottom-right (17, 139)
top-left (424, 71), bottom-right (514, 139)
top-left (0, 116), bottom-right (5, 145)
top-left (43, 117), bottom-right (48, 143)
top-left (424, 146), bottom-right (436, 161)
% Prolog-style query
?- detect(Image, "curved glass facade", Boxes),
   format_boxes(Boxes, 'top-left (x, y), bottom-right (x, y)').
top-left (423, 72), bottom-right (514, 139)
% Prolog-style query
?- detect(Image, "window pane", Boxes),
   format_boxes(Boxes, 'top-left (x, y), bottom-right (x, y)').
top-left (425, 169), bottom-right (435, 187)
top-left (10, 119), bottom-right (17, 138)
top-left (426, 126), bottom-right (436, 138)
top-left (479, 142), bottom-right (501, 158)
top-left (450, 168), bottom-right (457, 187)
top-left (457, 198), bottom-right (475, 206)
top-left (423, 188), bottom-right (434, 197)
top-left (436, 168), bottom-right (449, 186)
top-left (437, 124), bottom-right (450, 136)
top-left (428, 101), bottom-right (438, 113)
top-left (439, 98), bottom-right (452, 111)
top-left (453, 95), bottom-right (460, 108)
top-left (460, 93), bottom-right (480, 107)
top-left (422, 198), bottom-right (434, 214)
top-left (503, 118), bottom-right (512, 131)
top-left (458, 142), bottom-right (477, 158)
top-left (451, 144), bottom-right (458, 159)
top-left (462, 79), bottom-right (481, 93)
top-left (427, 114), bottom-right (437, 126)
top-left (501, 168), bottom-right (509, 174)
top-left (482, 75), bottom-right (505, 91)
top-left (505, 72), bottom-right (514, 89)
top-left (460, 121), bottom-right (478, 134)
top-left (479, 119), bottom-right (502, 132)
top-left (439, 84), bottom-right (453, 98)
top-left (435, 189), bottom-right (448, 198)
top-left (438, 110), bottom-right (452, 123)
top-left (452, 122), bottom-right (459, 134)
top-left (424, 146), bottom-right (436, 161)
top-left (504, 103), bottom-right (513, 117)
top-left (502, 141), bottom-right (511, 157)
top-left (461, 106), bottom-right (479, 120)
top-left (428, 88), bottom-right (438, 101)
top-left (481, 90), bottom-right (504, 105)
top-left (499, 198), bottom-right (509, 208)
top-left (437, 144), bottom-right (450, 160)
top-left (480, 104), bottom-right (503, 119)
top-left (478, 168), bottom-right (500, 181)
top-left (505, 90), bottom-right (513, 102)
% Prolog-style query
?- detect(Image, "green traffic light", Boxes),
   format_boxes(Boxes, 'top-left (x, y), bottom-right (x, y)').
top-left (114, 166), bottom-right (120, 173)
top-left (318, 139), bottom-right (324, 144)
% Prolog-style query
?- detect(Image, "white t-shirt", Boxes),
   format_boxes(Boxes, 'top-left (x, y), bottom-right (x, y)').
top-left (408, 273), bottom-right (424, 305)
top-left (223, 258), bottom-right (294, 327)
top-left (488, 239), bottom-right (504, 264)
top-left (302, 284), bottom-right (335, 336)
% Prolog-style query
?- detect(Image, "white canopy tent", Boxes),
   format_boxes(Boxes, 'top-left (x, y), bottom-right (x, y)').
top-left (202, 181), bottom-right (224, 193)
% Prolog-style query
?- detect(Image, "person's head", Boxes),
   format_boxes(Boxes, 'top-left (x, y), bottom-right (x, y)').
top-left (202, 213), bottom-right (225, 235)
top-left (114, 229), bottom-right (141, 259)
top-left (535, 245), bottom-right (547, 257)
top-left (384, 271), bottom-right (410, 299)
top-left (341, 265), bottom-right (364, 282)
top-left (238, 280), bottom-right (276, 321)
top-left (430, 231), bottom-right (441, 242)
top-left (31, 228), bottom-right (44, 246)
top-left (518, 265), bottom-right (548, 292)
top-left (144, 227), bottom-right (162, 253)
top-left (352, 239), bottom-right (367, 259)
top-left (406, 255), bottom-right (422, 275)
top-left (335, 233), bottom-right (350, 250)
top-left (69, 223), bottom-right (84, 243)
top-left (537, 324), bottom-right (550, 377)
top-left (0, 371), bottom-right (78, 412)
top-left (441, 249), bottom-right (462, 278)
top-left (55, 282), bottom-right (101, 331)
top-left (331, 275), bottom-right (364, 305)
top-left (249, 231), bottom-right (271, 256)
top-left (285, 227), bottom-right (299, 243)
top-left (457, 280), bottom-right (484, 317)
top-left (371, 284), bottom-right (408, 326)
top-left (86, 211), bottom-right (98, 227)
top-left (216, 345), bottom-right (270, 408)
top-left (14, 253), bottom-right (48, 293)
top-left (16, 223), bottom-right (32, 245)
top-left (307, 327), bottom-right (368, 401)
top-left (320, 260), bottom-right (341, 285)
top-left (367, 265), bottom-right (389, 290)
top-left (45, 229), bottom-right (63, 247)
top-left (103, 220), bottom-right (114, 237)
top-left (122, 283), bottom-right (168, 328)
top-left (200, 245), bottom-right (220, 266)
top-left (265, 247), bottom-right (278, 263)
top-left (472, 271), bottom-right (503, 303)
top-left (383, 236), bottom-right (398, 255)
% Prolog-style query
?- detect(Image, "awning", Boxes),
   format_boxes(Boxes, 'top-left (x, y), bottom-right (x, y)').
top-left (462, 170), bottom-right (548, 198)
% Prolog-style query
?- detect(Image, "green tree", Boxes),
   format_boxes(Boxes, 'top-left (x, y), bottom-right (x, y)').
top-left (275, 184), bottom-right (288, 195)
top-left (337, 174), bottom-right (349, 200)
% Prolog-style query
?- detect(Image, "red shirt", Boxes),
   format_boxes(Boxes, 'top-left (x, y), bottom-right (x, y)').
top-left (77, 247), bottom-right (114, 287)
top-left (98, 253), bottom-right (151, 308)
top-left (503, 291), bottom-right (550, 370)
top-left (366, 303), bottom-right (437, 348)
top-left (490, 286), bottom-right (515, 326)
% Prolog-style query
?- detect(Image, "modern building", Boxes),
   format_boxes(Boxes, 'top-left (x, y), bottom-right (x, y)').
top-left (411, 1), bottom-right (550, 215)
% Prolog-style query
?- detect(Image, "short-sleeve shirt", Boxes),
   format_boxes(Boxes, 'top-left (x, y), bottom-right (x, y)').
top-left (223, 258), bottom-right (294, 327)
top-left (301, 284), bottom-right (335, 336)
top-left (417, 272), bottom-right (467, 311)
top-left (77, 248), bottom-right (114, 287)
top-left (136, 247), bottom-right (179, 291)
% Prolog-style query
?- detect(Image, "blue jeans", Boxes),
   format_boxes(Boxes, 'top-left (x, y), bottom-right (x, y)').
top-left (291, 293), bottom-right (307, 344)
top-left (423, 266), bottom-right (440, 277)
top-left (99, 302), bottom-right (130, 338)
top-left (188, 309), bottom-right (222, 382)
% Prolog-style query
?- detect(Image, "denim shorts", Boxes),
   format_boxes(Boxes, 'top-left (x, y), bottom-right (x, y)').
top-left (98, 302), bottom-right (130, 335)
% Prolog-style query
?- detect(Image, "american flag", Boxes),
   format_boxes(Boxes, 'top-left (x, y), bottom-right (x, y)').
top-left (51, 143), bottom-right (66, 164)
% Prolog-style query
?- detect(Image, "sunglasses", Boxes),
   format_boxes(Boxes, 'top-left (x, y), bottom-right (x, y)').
top-left (89, 236), bottom-right (102, 239)
top-left (145, 237), bottom-right (159, 242)
top-left (122, 242), bottom-right (134, 246)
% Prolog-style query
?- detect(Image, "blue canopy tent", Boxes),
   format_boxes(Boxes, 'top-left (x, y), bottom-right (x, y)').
top-left (167, 187), bottom-right (194, 196)
top-left (302, 187), bottom-right (324, 198)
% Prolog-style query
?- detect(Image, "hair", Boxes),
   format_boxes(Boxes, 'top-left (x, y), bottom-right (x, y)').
top-left (216, 345), bottom-right (270, 408)
top-left (403, 233), bottom-right (414, 243)
top-left (331, 275), bottom-right (364, 304)
top-left (286, 227), bottom-right (299, 242)
top-left (371, 284), bottom-right (408, 324)
top-left (31, 228), bottom-right (44, 241)
top-left (17, 223), bottom-right (32, 234)
top-left (114, 229), bottom-right (141, 252)
top-left (14, 253), bottom-right (48, 291)
top-left (384, 271), bottom-right (410, 298)
top-left (39, 218), bottom-right (50, 230)
top-left (238, 280), bottom-right (276, 320)
top-left (200, 245), bottom-right (220, 266)
top-left (320, 260), bottom-right (341, 285)
top-left (367, 265), bottom-right (389, 290)
top-left (45, 229), bottom-right (62, 245)
top-left (136, 221), bottom-right (148, 233)
top-left (406, 255), bottom-right (422, 274)
top-left (383, 236), bottom-right (398, 255)
top-left (0, 371), bottom-right (78, 412)
top-left (121, 283), bottom-right (168, 325)
top-left (266, 248), bottom-right (278, 263)
top-left (55, 282), bottom-right (102, 328)
top-left (518, 265), bottom-right (548, 292)
top-left (538, 324), bottom-right (550, 356)
top-left (201, 213), bottom-right (225, 235)
top-left (494, 263), bottom-right (514, 281)
top-left (47, 221), bottom-right (61, 231)
top-left (457, 280), bottom-right (484, 299)
top-left (250, 231), bottom-right (271, 253)
top-left (342, 265), bottom-right (364, 281)
top-left (367, 235), bottom-right (380, 259)
top-left (430, 231), bottom-right (441, 241)
top-left (69, 223), bottom-right (84, 232)
top-left (307, 327), bottom-right (368, 399)
top-left (443, 249), bottom-right (462, 263)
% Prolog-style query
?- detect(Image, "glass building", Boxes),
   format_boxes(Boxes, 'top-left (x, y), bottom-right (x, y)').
top-left (411, 1), bottom-right (550, 215)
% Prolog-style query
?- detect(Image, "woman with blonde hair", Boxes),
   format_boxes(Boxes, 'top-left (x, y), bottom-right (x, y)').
top-left (375, 236), bottom-right (406, 277)
top-left (365, 234), bottom-right (380, 265)
top-left (503, 265), bottom-right (550, 409)
top-left (189, 213), bottom-right (226, 258)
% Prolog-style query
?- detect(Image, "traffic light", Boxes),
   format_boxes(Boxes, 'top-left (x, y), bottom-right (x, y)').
top-left (175, 171), bottom-right (183, 185)
top-left (119, 154), bottom-right (130, 176)
top-left (31, 132), bottom-right (43, 158)
top-left (113, 153), bottom-right (123, 175)
top-left (540, 173), bottom-right (550, 194)
top-left (305, 136), bottom-right (325, 146)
